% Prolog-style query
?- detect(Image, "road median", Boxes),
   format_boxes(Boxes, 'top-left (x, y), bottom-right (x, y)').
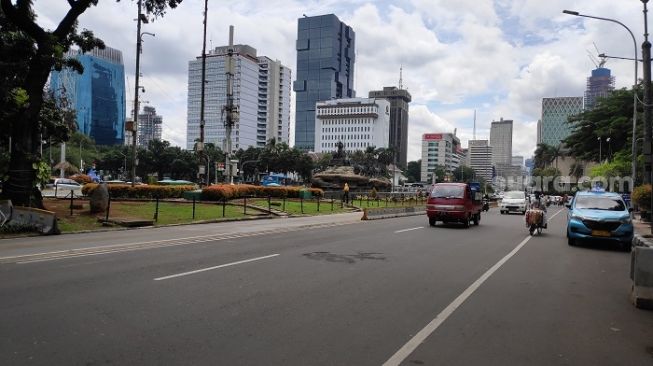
top-left (361, 206), bottom-right (425, 220)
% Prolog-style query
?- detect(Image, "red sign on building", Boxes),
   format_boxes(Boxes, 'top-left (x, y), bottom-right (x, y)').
top-left (423, 133), bottom-right (443, 140)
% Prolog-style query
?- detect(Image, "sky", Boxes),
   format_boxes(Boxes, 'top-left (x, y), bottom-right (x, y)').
top-left (34, 0), bottom-right (648, 163)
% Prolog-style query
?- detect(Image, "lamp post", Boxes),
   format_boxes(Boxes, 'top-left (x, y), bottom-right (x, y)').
top-left (131, 0), bottom-right (154, 187)
top-left (563, 10), bottom-right (639, 189)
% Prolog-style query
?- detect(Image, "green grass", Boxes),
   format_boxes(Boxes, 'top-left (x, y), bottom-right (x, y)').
top-left (109, 201), bottom-right (251, 225)
top-left (250, 198), bottom-right (350, 215)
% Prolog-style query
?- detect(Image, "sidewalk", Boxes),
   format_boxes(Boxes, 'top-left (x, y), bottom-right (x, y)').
top-left (632, 217), bottom-right (653, 248)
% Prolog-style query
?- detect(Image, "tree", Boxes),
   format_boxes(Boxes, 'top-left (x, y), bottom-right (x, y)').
top-left (564, 87), bottom-right (639, 162)
top-left (533, 143), bottom-right (557, 169)
top-left (405, 160), bottom-right (421, 182)
top-left (453, 166), bottom-right (476, 182)
top-left (0, 0), bottom-right (183, 207)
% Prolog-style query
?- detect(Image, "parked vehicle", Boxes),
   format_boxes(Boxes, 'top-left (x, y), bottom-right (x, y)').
top-left (566, 190), bottom-right (633, 251)
top-left (500, 190), bottom-right (527, 215)
top-left (46, 178), bottom-right (82, 198)
top-left (426, 182), bottom-right (483, 228)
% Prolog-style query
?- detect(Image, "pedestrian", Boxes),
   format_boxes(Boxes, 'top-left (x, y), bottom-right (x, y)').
top-left (343, 182), bottom-right (350, 204)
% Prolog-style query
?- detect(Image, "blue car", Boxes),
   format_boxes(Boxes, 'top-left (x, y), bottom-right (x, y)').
top-left (566, 191), bottom-right (633, 251)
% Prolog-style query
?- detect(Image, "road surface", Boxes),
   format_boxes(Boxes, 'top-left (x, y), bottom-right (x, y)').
top-left (1, 208), bottom-right (652, 365)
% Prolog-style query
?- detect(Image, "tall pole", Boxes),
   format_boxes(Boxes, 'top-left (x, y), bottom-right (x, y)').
top-left (197, 0), bottom-right (208, 184)
top-left (644, 1), bottom-right (652, 185)
top-left (131, 0), bottom-right (143, 187)
top-left (598, 137), bottom-right (602, 162)
top-left (562, 10), bottom-right (638, 191)
top-left (224, 25), bottom-right (238, 185)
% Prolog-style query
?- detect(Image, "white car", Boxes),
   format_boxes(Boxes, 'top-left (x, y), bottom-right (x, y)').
top-left (500, 191), bottom-right (527, 215)
top-left (45, 178), bottom-right (82, 198)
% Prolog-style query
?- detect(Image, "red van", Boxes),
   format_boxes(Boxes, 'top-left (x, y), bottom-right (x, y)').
top-left (426, 183), bottom-right (483, 228)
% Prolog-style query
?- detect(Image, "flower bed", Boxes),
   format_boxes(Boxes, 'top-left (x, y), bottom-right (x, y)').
top-left (82, 183), bottom-right (196, 199)
top-left (201, 184), bottom-right (323, 201)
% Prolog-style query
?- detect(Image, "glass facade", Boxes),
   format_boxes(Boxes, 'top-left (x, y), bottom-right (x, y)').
top-left (540, 97), bottom-right (583, 147)
top-left (50, 47), bottom-right (126, 145)
top-left (294, 14), bottom-right (356, 151)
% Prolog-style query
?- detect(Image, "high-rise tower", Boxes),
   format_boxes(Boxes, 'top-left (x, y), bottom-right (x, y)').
top-left (585, 67), bottom-right (615, 110)
top-left (294, 14), bottom-right (356, 151)
top-left (540, 97), bottom-right (583, 147)
top-left (50, 46), bottom-right (126, 145)
top-left (369, 86), bottom-right (411, 168)
top-left (186, 45), bottom-right (291, 151)
top-left (489, 118), bottom-right (513, 165)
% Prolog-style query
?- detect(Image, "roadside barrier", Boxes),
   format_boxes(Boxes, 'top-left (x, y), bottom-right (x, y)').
top-left (631, 234), bottom-right (653, 309)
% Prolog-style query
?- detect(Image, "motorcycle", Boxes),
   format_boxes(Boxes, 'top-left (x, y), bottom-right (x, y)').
top-left (482, 199), bottom-right (490, 212)
top-left (525, 208), bottom-right (545, 235)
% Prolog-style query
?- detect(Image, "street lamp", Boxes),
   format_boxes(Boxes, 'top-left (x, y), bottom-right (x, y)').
top-left (131, 0), bottom-right (155, 187)
top-left (563, 10), bottom-right (638, 188)
top-left (598, 136), bottom-right (602, 162)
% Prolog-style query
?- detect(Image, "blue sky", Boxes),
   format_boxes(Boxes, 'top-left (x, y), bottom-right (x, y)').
top-left (36, 0), bottom-right (647, 162)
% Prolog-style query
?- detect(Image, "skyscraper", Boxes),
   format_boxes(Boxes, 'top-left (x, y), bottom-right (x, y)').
top-left (468, 140), bottom-right (493, 181)
top-left (294, 14), bottom-right (356, 151)
top-left (489, 118), bottom-right (513, 165)
top-left (369, 86), bottom-right (411, 168)
top-left (136, 106), bottom-right (162, 148)
top-left (186, 45), bottom-right (291, 151)
top-left (539, 97), bottom-right (583, 147)
top-left (585, 67), bottom-right (615, 110)
top-left (50, 46), bottom-right (126, 145)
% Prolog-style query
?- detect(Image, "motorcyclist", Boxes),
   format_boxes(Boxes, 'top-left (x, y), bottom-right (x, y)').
top-left (530, 192), bottom-right (547, 228)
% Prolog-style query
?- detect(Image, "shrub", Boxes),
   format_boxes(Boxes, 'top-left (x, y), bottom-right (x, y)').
top-left (633, 184), bottom-right (651, 211)
top-left (70, 174), bottom-right (92, 184)
top-left (370, 187), bottom-right (378, 199)
top-left (201, 184), bottom-right (324, 201)
top-left (83, 183), bottom-right (196, 199)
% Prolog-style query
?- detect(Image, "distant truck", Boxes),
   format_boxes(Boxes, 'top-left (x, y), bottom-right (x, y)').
top-left (426, 182), bottom-right (483, 228)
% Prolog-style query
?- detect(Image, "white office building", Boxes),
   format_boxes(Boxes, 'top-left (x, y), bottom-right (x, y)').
top-left (314, 98), bottom-right (390, 153)
top-left (490, 118), bottom-right (513, 165)
top-left (186, 44), bottom-right (291, 151)
top-left (420, 133), bottom-right (464, 182)
top-left (468, 139), bottom-right (493, 181)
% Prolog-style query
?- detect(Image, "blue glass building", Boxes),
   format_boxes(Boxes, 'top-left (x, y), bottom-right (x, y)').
top-left (294, 14), bottom-right (356, 151)
top-left (50, 47), bottom-right (126, 145)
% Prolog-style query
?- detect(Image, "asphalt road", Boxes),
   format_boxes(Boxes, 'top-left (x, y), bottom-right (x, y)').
top-left (1, 208), bottom-right (652, 365)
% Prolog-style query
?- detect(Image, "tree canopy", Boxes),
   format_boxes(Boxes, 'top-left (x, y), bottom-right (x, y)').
top-left (0, 0), bottom-right (183, 206)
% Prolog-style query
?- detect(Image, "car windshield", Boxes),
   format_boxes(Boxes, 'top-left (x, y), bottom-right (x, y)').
top-left (431, 186), bottom-right (465, 198)
top-left (575, 196), bottom-right (626, 211)
top-left (504, 191), bottom-right (524, 199)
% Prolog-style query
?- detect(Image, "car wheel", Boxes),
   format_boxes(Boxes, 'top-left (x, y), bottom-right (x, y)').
top-left (463, 216), bottom-right (470, 228)
top-left (522, 210), bottom-right (526, 215)
top-left (567, 235), bottom-right (575, 246)
top-left (429, 217), bottom-right (436, 227)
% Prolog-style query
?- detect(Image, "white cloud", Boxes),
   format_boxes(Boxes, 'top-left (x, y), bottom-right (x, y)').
top-left (32, 0), bottom-right (644, 166)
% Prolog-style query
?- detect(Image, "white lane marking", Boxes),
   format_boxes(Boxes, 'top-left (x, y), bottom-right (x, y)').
top-left (3, 221), bottom-right (356, 264)
top-left (153, 254), bottom-right (279, 281)
top-left (394, 227), bottom-right (424, 234)
top-left (383, 209), bottom-right (565, 366)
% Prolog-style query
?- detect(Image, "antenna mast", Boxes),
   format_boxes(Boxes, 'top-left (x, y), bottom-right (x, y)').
top-left (223, 26), bottom-right (239, 184)
top-left (473, 109), bottom-right (476, 140)
top-left (399, 64), bottom-right (403, 89)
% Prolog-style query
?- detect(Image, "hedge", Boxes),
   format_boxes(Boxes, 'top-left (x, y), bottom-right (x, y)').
top-left (82, 183), bottom-right (196, 199)
top-left (201, 184), bottom-right (323, 201)
top-left (633, 184), bottom-right (651, 211)
top-left (70, 174), bottom-right (93, 184)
